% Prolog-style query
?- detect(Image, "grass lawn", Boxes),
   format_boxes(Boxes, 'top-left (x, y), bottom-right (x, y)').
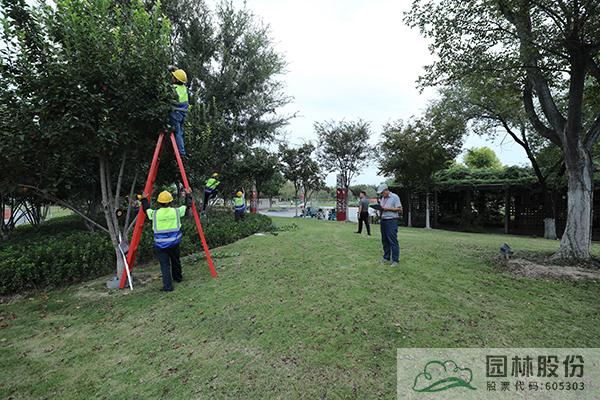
top-left (47, 206), bottom-right (73, 220)
top-left (1, 217), bottom-right (600, 399)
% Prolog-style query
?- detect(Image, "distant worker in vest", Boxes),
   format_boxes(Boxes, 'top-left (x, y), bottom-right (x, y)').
top-left (377, 184), bottom-right (402, 267)
top-left (234, 191), bottom-right (246, 222)
top-left (202, 172), bottom-right (221, 213)
top-left (140, 189), bottom-right (192, 292)
top-left (169, 67), bottom-right (190, 158)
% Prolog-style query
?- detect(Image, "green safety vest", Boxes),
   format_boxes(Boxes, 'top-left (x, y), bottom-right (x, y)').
top-left (234, 196), bottom-right (245, 211)
top-left (172, 84), bottom-right (189, 112)
top-left (147, 206), bottom-right (186, 248)
top-left (205, 178), bottom-right (220, 192)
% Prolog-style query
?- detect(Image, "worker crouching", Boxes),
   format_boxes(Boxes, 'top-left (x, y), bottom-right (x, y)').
top-left (234, 191), bottom-right (246, 222)
top-left (141, 189), bottom-right (192, 292)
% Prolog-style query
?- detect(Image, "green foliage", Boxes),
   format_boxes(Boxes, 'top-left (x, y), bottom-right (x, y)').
top-left (434, 165), bottom-right (536, 188)
top-left (463, 147), bottom-right (502, 169)
top-left (241, 148), bottom-right (280, 197)
top-left (315, 120), bottom-right (372, 189)
top-left (279, 143), bottom-right (324, 202)
top-left (0, 0), bottom-right (171, 198)
top-left (0, 212), bottom-right (273, 295)
top-left (378, 98), bottom-right (464, 191)
top-left (261, 171), bottom-right (285, 199)
top-left (168, 0), bottom-right (291, 188)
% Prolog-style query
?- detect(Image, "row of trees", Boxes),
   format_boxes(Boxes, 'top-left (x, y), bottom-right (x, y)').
top-left (0, 0), bottom-right (290, 274)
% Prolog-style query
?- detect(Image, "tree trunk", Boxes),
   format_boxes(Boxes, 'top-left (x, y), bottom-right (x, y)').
top-left (433, 190), bottom-right (438, 228)
top-left (99, 157), bottom-right (127, 278)
top-left (407, 197), bottom-right (412, 227)
top-left (553, 148), bottom-right (593, 259)
top-left (542, 184), bottom-right (557, 240)
top-left (425, 192), bottom-right (431, 229)
top-left (544, 218), bottom-right (556, 240)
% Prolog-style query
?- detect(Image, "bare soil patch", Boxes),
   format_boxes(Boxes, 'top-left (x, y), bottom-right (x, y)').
top-left (498, 254), bottom-right (600, 281)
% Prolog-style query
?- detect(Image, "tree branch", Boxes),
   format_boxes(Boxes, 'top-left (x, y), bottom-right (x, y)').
top-left (114, 150), bottom-right (127, 211)
top-left (99, 158), bottom-right (118, 243)
top-left (18, 184), bottom-right (109, 234)
top-left (500, 1), bottom-right (567, 134)
top-left (584, 114), bottom-right (600, 149)
top-left (588, 58), bottom-right (600, 84)
top-left (523, 83), bottom-right (562, 145)
top-left (123, 168), bottom-right (138, 238)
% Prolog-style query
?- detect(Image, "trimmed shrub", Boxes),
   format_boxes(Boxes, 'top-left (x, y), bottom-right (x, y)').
top-left (0, 212), bottom-right (273, 294)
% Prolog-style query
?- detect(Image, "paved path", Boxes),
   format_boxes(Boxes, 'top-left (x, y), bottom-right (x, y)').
top-left (260, 206), bottom-right (360, 222)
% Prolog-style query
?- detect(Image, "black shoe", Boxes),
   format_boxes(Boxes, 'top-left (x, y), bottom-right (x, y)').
top-left (160, 288), bottom-right (173, 292)
top-left (354, 231), bottom-right (361, 234)
top-left (174, 278), bottom-right (182, 283)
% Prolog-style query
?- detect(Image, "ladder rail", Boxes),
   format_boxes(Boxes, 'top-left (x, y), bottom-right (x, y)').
top-left (119, 132), bottom-right (165, 289)
top-left (118, 131), bottom-right (217, 289)
top-left (169, 133), bottom-right (217, 278)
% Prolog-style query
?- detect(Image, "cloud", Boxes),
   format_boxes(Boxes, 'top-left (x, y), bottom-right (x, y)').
top-left (412, 360), bottom-right (476, 392)
top-left (241, 0), bottom-right (530, 185)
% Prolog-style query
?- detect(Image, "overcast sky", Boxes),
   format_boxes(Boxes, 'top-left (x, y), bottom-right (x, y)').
top-left (244, 0), bottom-right (530, 185)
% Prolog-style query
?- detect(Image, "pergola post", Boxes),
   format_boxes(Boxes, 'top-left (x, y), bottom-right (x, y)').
top-left (504, 185), bottom-right (510, 234)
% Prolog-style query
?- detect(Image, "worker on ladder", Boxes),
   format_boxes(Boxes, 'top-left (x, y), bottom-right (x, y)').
top-left (202, 172), bottom-right (220, 213)
top-left (169, 67), bottom-right (190, 159)
top-left (234, 190), bottom-right (246, 222)
top-left (140, 189), bottom-right (192, 292)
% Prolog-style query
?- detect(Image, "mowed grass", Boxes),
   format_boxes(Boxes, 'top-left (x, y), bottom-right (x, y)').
top-left (1, 217), bottom-right (600, 399)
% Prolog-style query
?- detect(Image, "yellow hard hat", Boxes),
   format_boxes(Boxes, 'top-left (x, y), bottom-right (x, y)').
top-left (171, 69), bottom-right (187, 83)
top-left (157, 191), bottom-right (174, 204)
top-left (212, 172), bottom-right (219, 177)
top-left (236, 191), bottom-right (243, 197)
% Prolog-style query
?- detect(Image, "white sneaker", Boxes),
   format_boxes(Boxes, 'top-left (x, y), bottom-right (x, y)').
top-left (381, 258), bottom-right (390, 264)
top-left (390, 262), bottom-right (399, 267)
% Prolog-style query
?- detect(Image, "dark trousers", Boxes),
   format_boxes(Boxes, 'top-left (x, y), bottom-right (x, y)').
top-left (381, 218), bottom-right (400, 262)
top-left (235, 210), bottom-right (245, 222)
top-left (155, 244), bottom-right (182, 291)
top-left (202, 191), bottom-right (214, 211)
top-left (357, 211), bottom-right (370, 235)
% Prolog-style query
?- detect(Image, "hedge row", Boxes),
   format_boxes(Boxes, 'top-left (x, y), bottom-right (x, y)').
top-left (0, 211), bottom-right (274, 295)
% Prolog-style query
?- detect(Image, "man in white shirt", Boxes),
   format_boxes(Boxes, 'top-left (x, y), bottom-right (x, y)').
top-left (377, 184), bottom-right (402, 266)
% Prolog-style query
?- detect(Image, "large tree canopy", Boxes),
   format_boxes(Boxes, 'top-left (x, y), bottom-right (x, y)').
top-left (315, 120), bottom-right (372, 190)
top-left (464, 147), bottom-right (502, 169)
top-left (406, 0), bottom-right (600, 259)
top-left (161, 0), bottom-right (291, 188)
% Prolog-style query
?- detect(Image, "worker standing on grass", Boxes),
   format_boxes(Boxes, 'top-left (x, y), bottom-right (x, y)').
top-left (202, 172), bottom-right (220, 212)
top-left (377, 184), bottom-right (402, 267)
top-left (169, 68), bottom-right (190, 158)
top-left (140, 189), bottom-right (192, 292)
top-left (234, 191), bottom-right (246, 222)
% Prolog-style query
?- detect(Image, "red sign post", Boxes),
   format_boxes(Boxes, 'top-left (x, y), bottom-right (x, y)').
top-left (250, 182), bottom-right (258, 214)
top-left (336, 174), bottom-right (347, 221)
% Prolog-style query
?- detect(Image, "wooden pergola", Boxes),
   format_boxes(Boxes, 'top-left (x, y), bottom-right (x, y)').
top-left (389, 182), bottom-right (600, 240)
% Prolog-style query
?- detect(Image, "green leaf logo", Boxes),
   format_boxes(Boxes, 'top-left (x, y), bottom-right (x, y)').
top-left (412, 360), bottom-right (476, 392)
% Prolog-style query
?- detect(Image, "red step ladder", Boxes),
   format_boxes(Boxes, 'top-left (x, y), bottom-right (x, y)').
top-left (119, 131), bottom-right (217, 289)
